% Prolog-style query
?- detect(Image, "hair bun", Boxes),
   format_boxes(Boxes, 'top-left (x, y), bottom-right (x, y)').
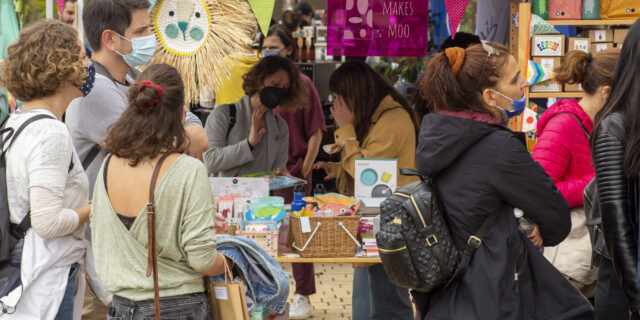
top-left (133, 80), bottom-right (163, 112)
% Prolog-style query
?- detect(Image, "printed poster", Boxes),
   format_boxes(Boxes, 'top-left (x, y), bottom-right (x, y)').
top-left (327, 0), bottom-right (428, 57)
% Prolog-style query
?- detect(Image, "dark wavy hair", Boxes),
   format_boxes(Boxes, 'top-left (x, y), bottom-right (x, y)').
top-left (591, 19), bottom-right (640, 178)
top-left (104, 64), bottom-right (188, 165)
top-left (329, 60), bottom-right (418, 142)
top-left (242, 55), bottom-right (306, 111)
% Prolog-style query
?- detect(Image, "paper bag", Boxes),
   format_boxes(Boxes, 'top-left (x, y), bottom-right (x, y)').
top-left (207, 259), bottom-right (250, 320)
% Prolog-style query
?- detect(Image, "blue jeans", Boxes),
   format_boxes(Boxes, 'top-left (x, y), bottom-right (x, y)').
top-left (352, 264), bottom-right (413, 320)
top-left (54, 263), bottom-right (79, 320)
top-left (108, 292), bottom-right (212, 320)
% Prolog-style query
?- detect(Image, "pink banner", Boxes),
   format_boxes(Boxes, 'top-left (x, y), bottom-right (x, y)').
top-left (327, 0), bottom-right (428, 57)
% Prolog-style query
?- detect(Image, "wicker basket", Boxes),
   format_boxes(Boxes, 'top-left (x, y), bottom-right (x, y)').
top-left (289, 215), bottom-right (361, 257)
top-left (236, 230), bottom-right (279, 257)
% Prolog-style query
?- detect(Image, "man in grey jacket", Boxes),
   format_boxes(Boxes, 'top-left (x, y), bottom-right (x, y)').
top-left (66, 0), bottom-right (208, 198)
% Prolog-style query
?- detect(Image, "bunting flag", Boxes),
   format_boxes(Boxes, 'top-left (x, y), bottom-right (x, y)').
top-left (513, 13), bottom-right (560, 38)
top-left (249, 0), bottom-right (276, 35)
top-left (526, 59), bottom-right (555, 86)
top-left (530, 14), bottom-right (560, 37)
top-left (521, 107), bottom-right (539, 132)
top-left (56, 0), bottom-right (65, 15)
top-left (444, 0), bottom-right (469, 39)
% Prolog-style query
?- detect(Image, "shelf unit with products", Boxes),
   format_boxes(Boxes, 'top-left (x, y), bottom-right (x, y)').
top-left (510, 2), bottom-right (636, 132)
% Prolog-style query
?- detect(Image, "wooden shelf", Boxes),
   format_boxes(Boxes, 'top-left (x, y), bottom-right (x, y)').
top-left (529, 92), bottom-right (585, 98)
top-left (545, 19), bottom-right (637, 26)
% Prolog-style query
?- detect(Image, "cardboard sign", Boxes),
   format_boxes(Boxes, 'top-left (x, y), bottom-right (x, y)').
top-left (327, 0), bottom-right (428, 57)
top-left (567, 37), bottom-right (590, 53)
top-left (614, 28), bottom-right (630, 44)
top-left (532, 35), bottom-right (565, 57)
top-left (354, 159), bottom-right (397, 200)
top-left (589, 29), bottom-right (614, 43)
top-left (591, 42), bottom-right (614, 53)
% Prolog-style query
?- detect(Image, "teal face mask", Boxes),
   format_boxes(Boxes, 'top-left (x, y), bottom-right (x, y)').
top-left (114, 33), bottom-right (156, 67)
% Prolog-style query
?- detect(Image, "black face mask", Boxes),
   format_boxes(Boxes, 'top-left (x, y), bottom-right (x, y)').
top-left (259, 86), bottom-right (286, 109)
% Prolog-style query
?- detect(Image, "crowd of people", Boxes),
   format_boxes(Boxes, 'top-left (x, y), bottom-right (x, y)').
top-left (3, 0), bottom-right (640, 319)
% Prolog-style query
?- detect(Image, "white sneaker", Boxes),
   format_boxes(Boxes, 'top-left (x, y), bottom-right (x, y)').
top-left (289, 294), bottom-right (312, 319)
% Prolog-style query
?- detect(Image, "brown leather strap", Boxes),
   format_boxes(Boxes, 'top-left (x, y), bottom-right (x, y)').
top-left (145, 153), bottom-right (171, 320)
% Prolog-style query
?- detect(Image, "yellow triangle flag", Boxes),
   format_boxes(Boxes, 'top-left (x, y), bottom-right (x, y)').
top-left (249, 0), bottom-right (275, 35)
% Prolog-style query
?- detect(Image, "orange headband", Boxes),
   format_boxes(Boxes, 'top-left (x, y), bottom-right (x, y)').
top-left (444, 47), bottom-right (465, 76)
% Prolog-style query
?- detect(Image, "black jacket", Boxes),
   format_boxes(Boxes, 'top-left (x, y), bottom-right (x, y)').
top-left (592, 111), bottom-right (640, 312)
top-left (414, 114), bottom-right (593, 320)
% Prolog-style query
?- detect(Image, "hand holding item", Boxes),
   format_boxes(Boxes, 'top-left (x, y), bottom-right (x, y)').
top-left (248, 108), bottom-right (266, 148)
top-left (214, 213), bottom-right (227, 234)
top-left (529, 224), bottom-right (543, 248)
top-left (330, 95), bottom-right (354, 128)
top-left (312, 161), bottom-right (336, 181)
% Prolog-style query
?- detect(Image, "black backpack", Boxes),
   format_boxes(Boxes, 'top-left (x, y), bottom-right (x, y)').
top-left (376, 169), bottom-right (500, 292)
top-left (0, 114), bottom-right (59, 263)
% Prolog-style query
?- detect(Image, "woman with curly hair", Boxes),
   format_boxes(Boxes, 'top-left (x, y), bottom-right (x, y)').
top-left (204, 55), bottom-right (307, 177)
top-left (0, 20), bottom-right (95, 319)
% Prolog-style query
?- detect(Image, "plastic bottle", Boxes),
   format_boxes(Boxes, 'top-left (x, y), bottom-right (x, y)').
top-left (514, 208), bottom-right (543, 253)
top-left (291, 185), bottom-right (307, 212)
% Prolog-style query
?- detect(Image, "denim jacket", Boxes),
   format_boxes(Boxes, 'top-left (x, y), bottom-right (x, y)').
top-left (213, 236), bottom-right (289, 313)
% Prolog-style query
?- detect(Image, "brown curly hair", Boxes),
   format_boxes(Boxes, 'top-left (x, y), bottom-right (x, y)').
top-left (242, 55), bottom-right (306, 111)
top-left (104, 64), bottom-right (188, 166)
top-left (0, 20), bottom-right (85, 101)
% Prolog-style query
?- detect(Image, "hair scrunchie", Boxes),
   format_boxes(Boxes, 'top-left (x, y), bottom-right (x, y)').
top-left (586, 52), bottom-right (593, 64)
top-left (444, 47), bottom-right (465, 76)
top-left (138, 80), bottom-right (164, 108)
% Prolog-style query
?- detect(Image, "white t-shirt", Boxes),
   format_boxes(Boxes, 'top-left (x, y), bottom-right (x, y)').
top-left (1, 108), bottom-right (89, 319)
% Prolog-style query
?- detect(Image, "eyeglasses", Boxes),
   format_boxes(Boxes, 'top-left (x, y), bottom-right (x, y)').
top-left (479, 40), bottom-right (499, 78)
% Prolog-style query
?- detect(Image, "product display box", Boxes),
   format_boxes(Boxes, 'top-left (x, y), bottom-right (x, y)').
top-left (614, 28), bottom-right (630, 44)
top-left (589, 29), bottom-right (614, 43)
top-left (531, 57), bottom-right (562, 93)
top-left (354, 159), bottom-right (397, 201)
top-left (567, 37), bottom-right (590, 53)
top-left (531, 35), bottom-right (565, 57)
top-left (564, 83), bottom-right (584, 92)
top-left (591, 42), bottom-right (614, 53)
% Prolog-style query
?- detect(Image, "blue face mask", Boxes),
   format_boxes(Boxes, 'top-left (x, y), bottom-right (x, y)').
top-left (79, 63), bottom-right (96, 97)
top-left (490, 89), bottom-right (526, 119)
top-left (114, 33), bottom-right (156, 67)
top-left (261, 49), bottom-right (282, 58)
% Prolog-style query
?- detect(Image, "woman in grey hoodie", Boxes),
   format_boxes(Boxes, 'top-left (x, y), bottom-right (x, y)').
top-left (204, 55), bottom-right (307, 177)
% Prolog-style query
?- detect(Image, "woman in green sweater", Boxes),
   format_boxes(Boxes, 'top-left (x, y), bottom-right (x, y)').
top-left (91, 64), bottom-right (228, 319)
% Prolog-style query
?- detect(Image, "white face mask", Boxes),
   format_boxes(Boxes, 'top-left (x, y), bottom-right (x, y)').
top-left (114, 32), bottom-right (156, 67)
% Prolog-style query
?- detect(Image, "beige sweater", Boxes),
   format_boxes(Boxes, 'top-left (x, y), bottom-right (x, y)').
top-left (90, 155), bottom-right (217, 300)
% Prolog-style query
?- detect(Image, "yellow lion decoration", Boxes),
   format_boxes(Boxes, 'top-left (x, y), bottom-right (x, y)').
top-left (147, 0), bottom-right (257, 104)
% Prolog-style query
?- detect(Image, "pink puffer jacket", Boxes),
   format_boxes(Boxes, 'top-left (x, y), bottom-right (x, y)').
top-left (532, 99), bottom-right (594, 208)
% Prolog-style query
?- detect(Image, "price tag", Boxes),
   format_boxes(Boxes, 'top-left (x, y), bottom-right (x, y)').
top-left (214, 286), bottom-right (228, 300)
top-left (300, 217), bottom-right (311, 233)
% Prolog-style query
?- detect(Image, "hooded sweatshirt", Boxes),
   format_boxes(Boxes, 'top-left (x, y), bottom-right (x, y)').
top-left (414, 113), bottom-right (592, 320)
top-left (532, 99), bottom-right (594, 208)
